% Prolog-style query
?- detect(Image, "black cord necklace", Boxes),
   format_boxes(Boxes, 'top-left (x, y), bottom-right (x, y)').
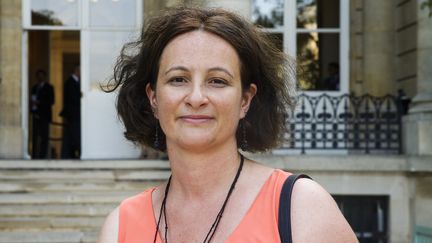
top-left (153, 154), bottom-right (245, 243)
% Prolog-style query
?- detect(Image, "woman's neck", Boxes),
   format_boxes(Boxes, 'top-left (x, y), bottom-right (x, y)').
top-left (165, 141), bottom-right (242, 201)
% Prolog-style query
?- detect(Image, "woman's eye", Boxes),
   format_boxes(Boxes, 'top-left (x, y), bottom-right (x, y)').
top-left (169, 77), bottom-right (187, 84)
top-left (209, 78), bottom-right (227, 86)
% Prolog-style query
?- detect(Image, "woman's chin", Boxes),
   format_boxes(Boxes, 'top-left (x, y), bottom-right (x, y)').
top-left (170, 135), bottom-right (216, 151)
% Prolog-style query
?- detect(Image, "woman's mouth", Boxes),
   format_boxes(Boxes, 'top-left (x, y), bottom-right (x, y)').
top-left (179, 115), bottom-right (213, 124)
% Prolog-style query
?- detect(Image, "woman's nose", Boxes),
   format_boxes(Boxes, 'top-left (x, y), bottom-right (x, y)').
top-left (185, 82), bottom-right (208, 108)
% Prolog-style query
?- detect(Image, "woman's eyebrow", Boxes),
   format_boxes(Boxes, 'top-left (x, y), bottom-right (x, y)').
top-left (208, 67), bottom-right (234, 78)
top-left (165, 66), bottom-right (234, 79)
top-left (164, 66), bottom-right (189, 75)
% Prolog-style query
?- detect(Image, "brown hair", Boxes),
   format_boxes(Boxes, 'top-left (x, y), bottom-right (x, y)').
top-left (106, 6), bottom-right (296, 152)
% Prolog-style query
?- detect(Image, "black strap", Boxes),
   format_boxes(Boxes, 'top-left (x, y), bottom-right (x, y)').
top-left (278, 174), bottom-right (312, 243)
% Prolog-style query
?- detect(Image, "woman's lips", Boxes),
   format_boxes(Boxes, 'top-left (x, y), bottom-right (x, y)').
top-left (179, 115), bottom-right (213, 124)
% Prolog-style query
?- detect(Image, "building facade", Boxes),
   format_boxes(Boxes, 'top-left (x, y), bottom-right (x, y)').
top-left (0, 0), bottom-right (431, 242)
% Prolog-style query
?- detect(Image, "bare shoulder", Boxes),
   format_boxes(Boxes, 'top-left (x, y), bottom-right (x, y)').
top-left (291, 178), bottom-right (358, 243)
top-left (97, 206), bottom-right (119, 243)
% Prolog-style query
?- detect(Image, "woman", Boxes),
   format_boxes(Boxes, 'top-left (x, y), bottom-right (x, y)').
top-left (99, 7), bottom-right (357, 243)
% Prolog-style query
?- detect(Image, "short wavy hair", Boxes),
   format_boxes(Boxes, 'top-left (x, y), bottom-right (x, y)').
top-left (107, 6), bottom-right (296, 152)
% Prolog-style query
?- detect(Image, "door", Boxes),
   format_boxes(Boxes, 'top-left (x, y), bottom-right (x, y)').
top-left (81, 0), bottom-right (142, 159)
top-left (23, 0), bottom-right (143, 159)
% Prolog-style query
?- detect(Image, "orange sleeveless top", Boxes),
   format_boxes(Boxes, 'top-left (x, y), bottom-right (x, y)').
top-left (118, 169), bottom-right (290, 243)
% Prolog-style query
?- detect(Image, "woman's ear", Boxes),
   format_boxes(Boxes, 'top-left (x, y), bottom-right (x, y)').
top-left (240, 83), bottom-right (257, 118)
top-left (145, 83), bottom-right (158, 119)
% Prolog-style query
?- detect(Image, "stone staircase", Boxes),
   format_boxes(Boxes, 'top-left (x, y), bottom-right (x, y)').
top-left (0, 160), bottom-right (170, 243)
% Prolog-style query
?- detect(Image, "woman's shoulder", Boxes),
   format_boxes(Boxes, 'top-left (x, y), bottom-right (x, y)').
top-left (290, 178), bottom-right (358, 242)
top-left (97, 206), bottom-right (119, 243)
top-left (97, 188), bottom-right (156, 243)
top-left (120, 188), bottom-right (155, 210)
top-left (250, 162), bottom-right (358, 242)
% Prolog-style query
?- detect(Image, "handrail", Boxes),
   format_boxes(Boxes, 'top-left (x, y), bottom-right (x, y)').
top-left (282, 93), bottom-right (403, 154)
top-left (414, 225), bottom-right (432, 243)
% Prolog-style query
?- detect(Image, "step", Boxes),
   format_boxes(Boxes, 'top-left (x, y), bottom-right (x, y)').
top-left (0, 191), bottom-right (140, 204)
top-left (82, 231), bottom-right (99, 243)
top-left (0, 171), bottom-right (114, 181)
top-left (0, 204), bottom-right (117, 217)
top-left (0, 160), bottom-right (170, 242)
top-left (0, 170), bottom-right (170, 181)
top-left (0, 217), bottom-right (104, 230)
top-left (0, 160), bottom-right (170, 170)
top-left (0, 181), bottom-right (159, 193)
top-left (0, 230), bottom-right (85, 243)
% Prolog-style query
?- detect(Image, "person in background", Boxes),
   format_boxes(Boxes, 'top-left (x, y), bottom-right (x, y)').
top-left (324, 62), bottom-right (340, 91)
top-left (31, 69), bottom-right (54, 159)
top-left (60, 64), bottom-right (81, 159)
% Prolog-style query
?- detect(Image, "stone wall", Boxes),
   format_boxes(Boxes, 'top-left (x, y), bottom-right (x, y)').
top-left (0, 1), bottom-right (22, 158)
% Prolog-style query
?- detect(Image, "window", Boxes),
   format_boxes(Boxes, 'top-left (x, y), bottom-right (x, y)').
top-left (251, 0), bottom-right (349, 93)
top-left (30, 0), bottom-right (79, 27)
top-left (334, 196), bottom-right (389, 243)
top-left (252, 0), bottom-right (285, 52)
top-left (297, 0), bottom-right (341, 91)
top-left (89, 0), bottom-right (137, 28)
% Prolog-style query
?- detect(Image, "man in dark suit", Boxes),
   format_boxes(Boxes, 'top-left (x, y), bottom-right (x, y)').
top-left (323, 62), bottom-right (340, 91)
top-left (31, 69), bottom-right (54, 159)
top-left (60, 65), bottom-right (81, 159)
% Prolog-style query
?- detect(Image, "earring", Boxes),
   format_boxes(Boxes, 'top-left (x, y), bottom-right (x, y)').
top-left (154, 125), bottom-right (160, 149)
top-left (240, 120), bottom-right (248, 151)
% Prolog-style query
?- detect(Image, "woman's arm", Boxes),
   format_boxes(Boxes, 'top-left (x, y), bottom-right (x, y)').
top-left (291, 178), bottom-right (358, 243)
top-left (97, 206), bottom-right (119, 243)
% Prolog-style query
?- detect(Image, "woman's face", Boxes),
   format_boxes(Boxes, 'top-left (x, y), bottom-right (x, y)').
top-left (146, 30), bottom-right (256, 152)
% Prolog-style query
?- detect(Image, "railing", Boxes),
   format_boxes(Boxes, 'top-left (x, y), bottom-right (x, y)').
top-left (281, 93), bottom-right (402, 154)
top-left (414, 226), bottom-right (432, 243)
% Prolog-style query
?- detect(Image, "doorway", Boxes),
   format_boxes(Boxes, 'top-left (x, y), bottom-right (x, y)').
top-left (23, 0), bottom-right (143, 159)
top-left (28, 30), bottom-right (80, 159)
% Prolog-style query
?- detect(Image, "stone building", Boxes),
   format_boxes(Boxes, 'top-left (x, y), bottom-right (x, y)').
top-left (0, 0), bottom-right (431, 242)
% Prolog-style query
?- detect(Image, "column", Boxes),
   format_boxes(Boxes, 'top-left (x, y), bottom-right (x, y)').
top-left (0, 1), bottom-right (23, 158)
top-left (362, 0), bottom-right (396, 96)
top-left (403, 1), bottom-right (432, 155)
